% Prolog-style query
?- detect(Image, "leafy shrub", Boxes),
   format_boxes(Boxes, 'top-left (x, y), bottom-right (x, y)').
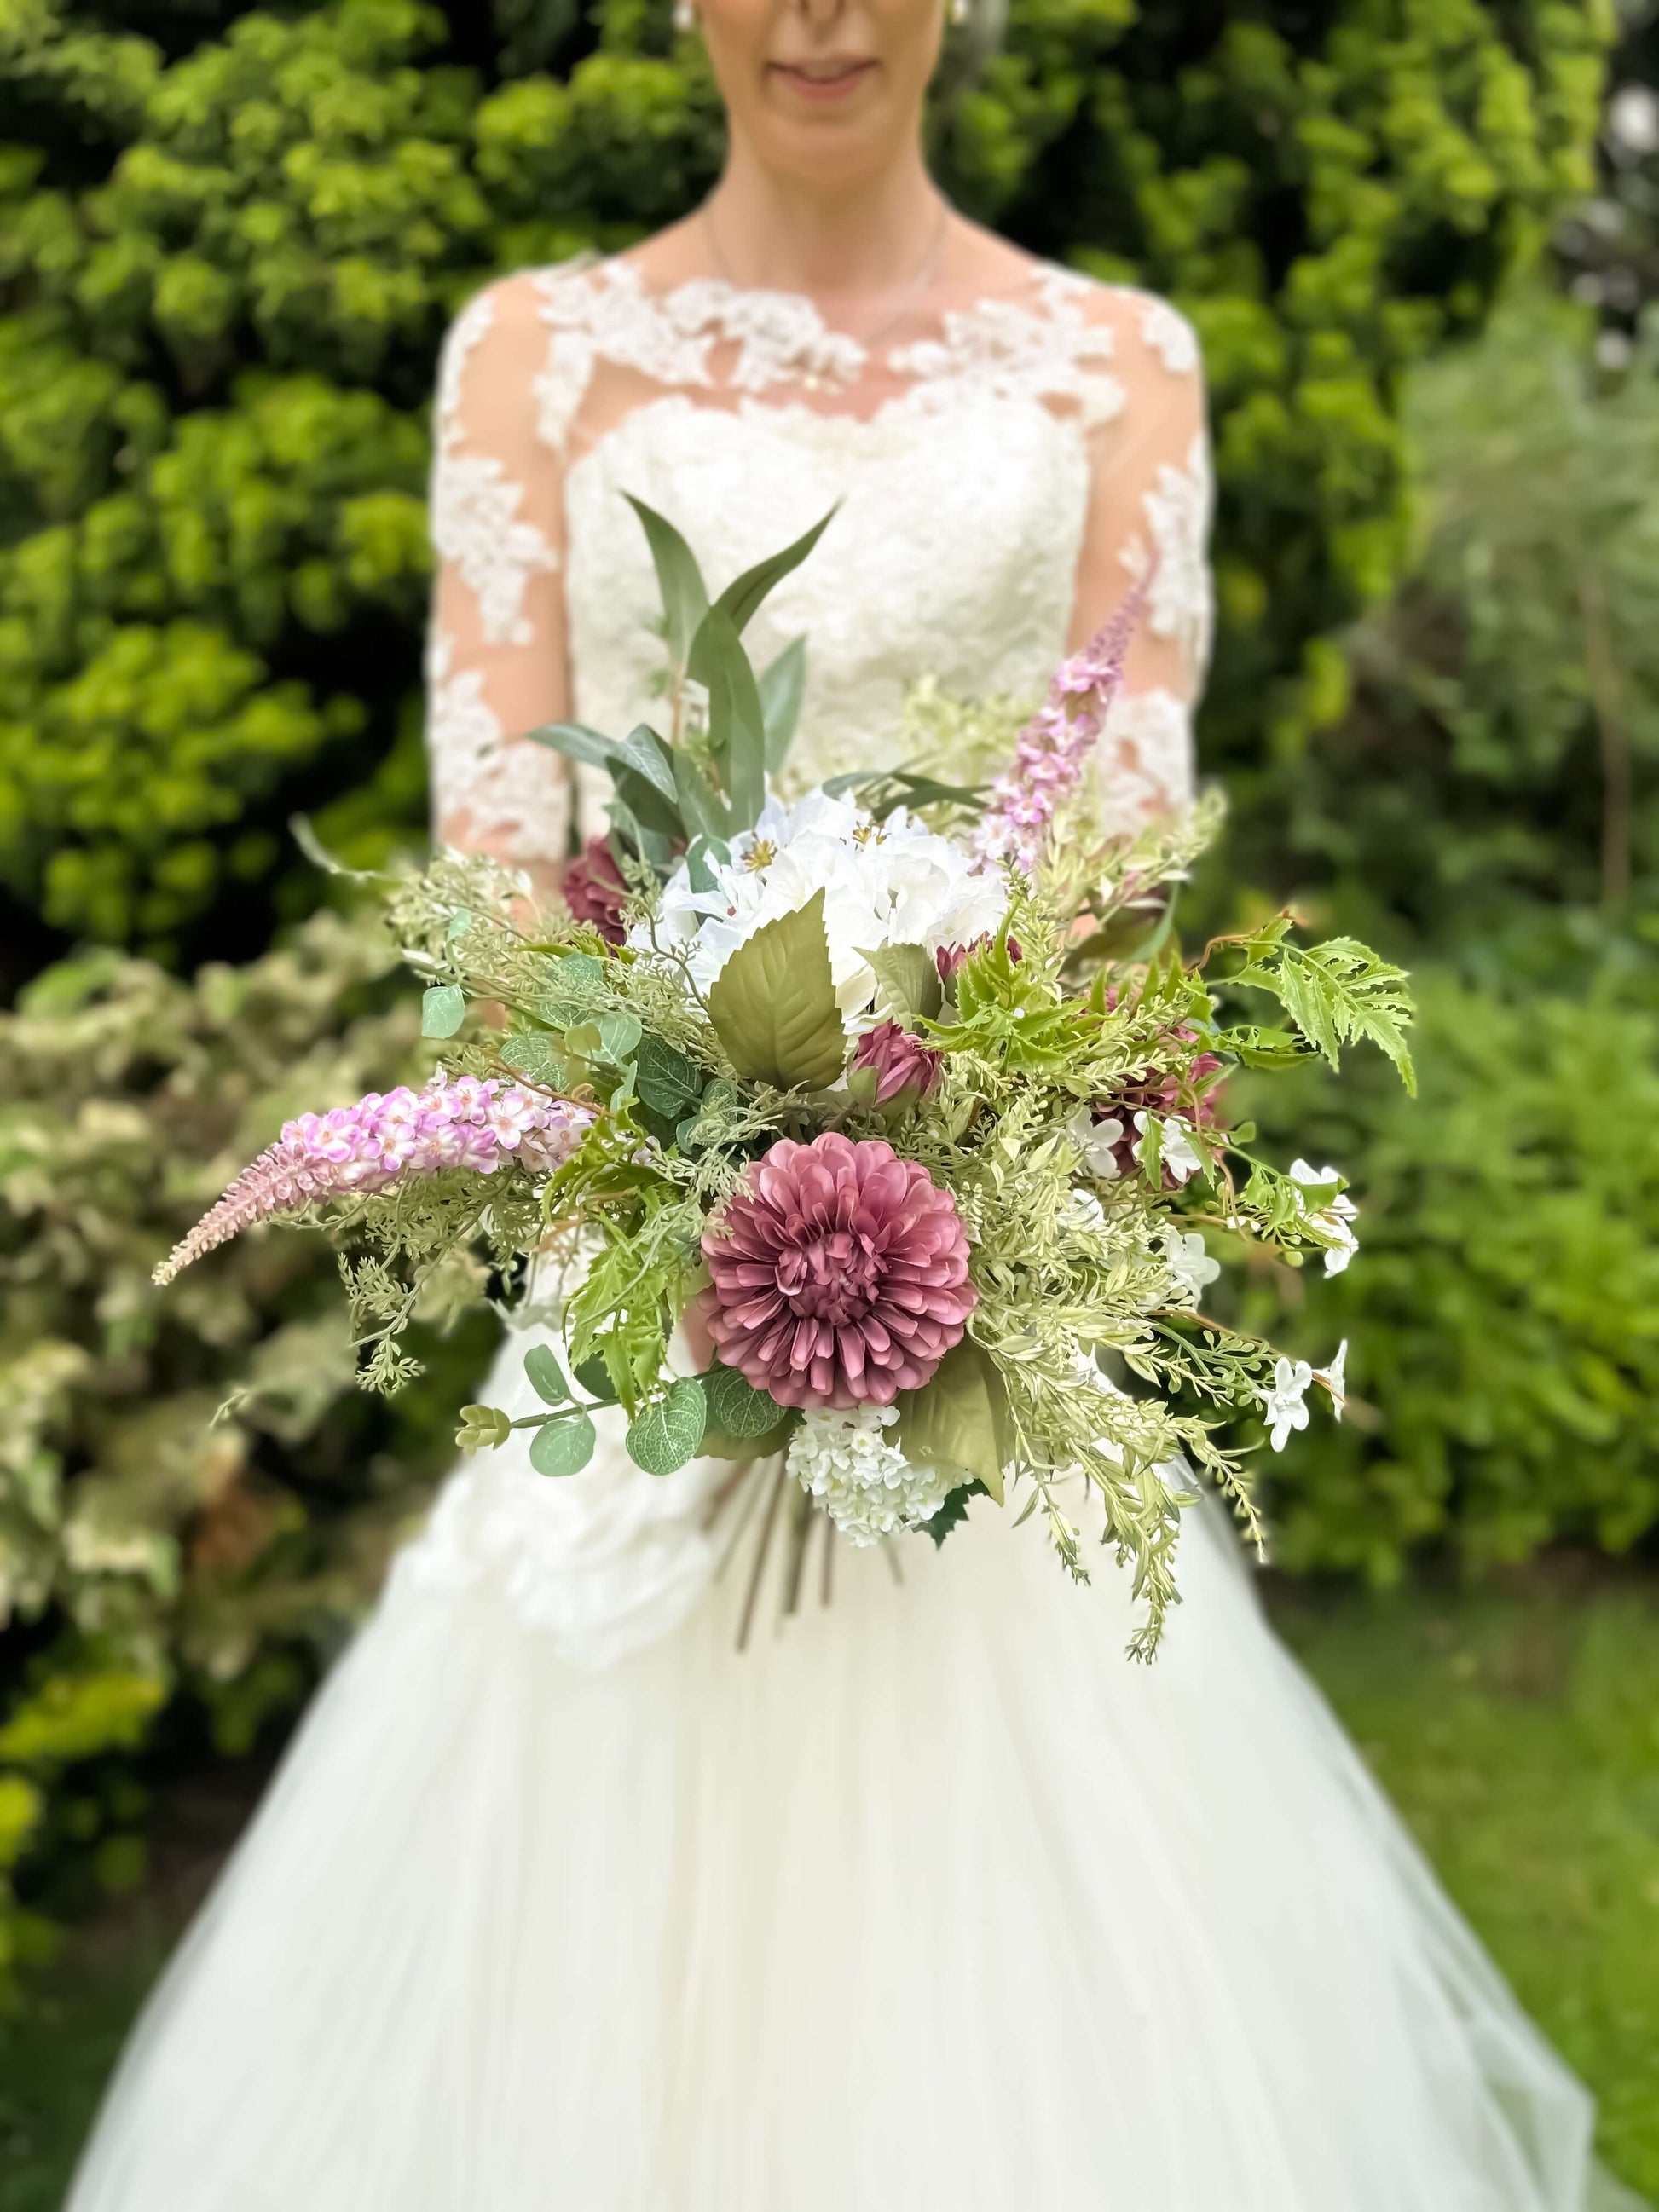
top-left (1242, 286), bottom-right (1659, 960)
top-left (0, 904), bottom-right (493, 1991)
top-left (0, 0), bottom-right (1610, 961)
top-left (1240, 965), bottom-right (1659, 1584)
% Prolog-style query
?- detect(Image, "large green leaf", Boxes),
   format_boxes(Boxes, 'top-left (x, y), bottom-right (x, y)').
top-left (524, 720), bottom-right (620, 770)
top-left (862, 942), bottom-right (943, 1028)
top-left (713, 506), bottom-right (836, 635)
top-left (896, 1341), bottom-right (1009, 1505)
top-left (707, 889), bottom-right (847, 1089)
top-left (623, 495), bottom-right (709, 671)
top-left (689, 603), bottom-right (767, 828)
top-left (626, 1377), bottom-right (708, 1476)
top-left (758, 635), bottom-right (807, 772)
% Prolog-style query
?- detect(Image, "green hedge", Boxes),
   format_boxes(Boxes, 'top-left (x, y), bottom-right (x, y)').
top-left (0, 905), bottom-right (492, 1989)
top-left (0, 0), bottom-right (1610, 962)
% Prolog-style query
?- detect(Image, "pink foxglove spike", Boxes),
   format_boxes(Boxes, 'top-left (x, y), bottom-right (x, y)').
top-left (974, 568), bottom-right (1155, 875)
top-left (154, 1076), bottom-right (593, 1285)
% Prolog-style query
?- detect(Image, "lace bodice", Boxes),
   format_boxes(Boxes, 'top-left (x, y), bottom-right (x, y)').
top-left (425, 251), bottom-right (1212, 866)
top-left (403, 243), bottom-right (1214, 1664)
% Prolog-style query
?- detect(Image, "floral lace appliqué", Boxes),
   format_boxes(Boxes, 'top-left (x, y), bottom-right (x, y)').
top-left (1121, 432), bottom-right (1215, 672)
top-left (431, 291), bottom-right (560, 646)
top-left (426, 630), bottom-right (571, 863)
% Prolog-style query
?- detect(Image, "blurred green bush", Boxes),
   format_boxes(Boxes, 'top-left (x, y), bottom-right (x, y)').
top-left (0, 904), bottom-right (492, 1991)
top-left (0, 0), bottom-right (1609, 961)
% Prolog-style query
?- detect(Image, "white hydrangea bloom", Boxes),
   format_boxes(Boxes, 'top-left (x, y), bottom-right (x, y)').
top-left (643, 789), bottom-right (1009, 1019)
top-left (786, 1403), bottom-right (957, 1545)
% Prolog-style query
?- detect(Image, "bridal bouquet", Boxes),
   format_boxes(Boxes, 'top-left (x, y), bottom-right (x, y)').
top-left (158, 502), bottom-right (1413, 1651)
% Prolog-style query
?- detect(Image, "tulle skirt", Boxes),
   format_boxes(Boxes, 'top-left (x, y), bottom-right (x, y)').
top-left (69, 1453), bottom-right (1637, 2210)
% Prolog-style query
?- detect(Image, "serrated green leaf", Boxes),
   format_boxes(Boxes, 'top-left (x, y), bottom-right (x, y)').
top-left (702, 1360), bottom-right (788, 1439)
top-left (499, 1031), bottom-right (565, 1084)
top-left (758, 635), bottom-right (808, 772)
top-left (624, 495), bottom-right (709, 670)
top-left (574, 1354), bottom-right (619, 1405)
top-left (636, 1033), bottom-right (703, 1115)
top-left (713, 507), bottom-right (835, 635)
top-left (895, 1341), bottom-right (1009, 1505)
top-left (926, 1478), bottom-right (988, 1547)
top-left (626, 1377), bottom-right (708, 1476)
top-left (523, 1345), bottom-right (569, 1406)
top-left (1234, 936), bottom-right (1416, 1094)
top-left (530, 1411), bottom-right (596, 1476)
top-left (707, 889), bottom-right (847, 1089)
top-left (421, 983), bottom-right (465, 1038)
top-left (862, 942), bottom-right (942, 1028)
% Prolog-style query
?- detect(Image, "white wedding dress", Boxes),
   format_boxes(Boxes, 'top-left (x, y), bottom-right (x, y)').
top-left (70, 254), bottom-right (1638, 2212)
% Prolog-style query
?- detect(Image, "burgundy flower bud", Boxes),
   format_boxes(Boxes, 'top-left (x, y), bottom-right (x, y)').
top-left (847, 1020), bottom-right (944, 1112)
top-left (562, 837), bottom-right (630, 946)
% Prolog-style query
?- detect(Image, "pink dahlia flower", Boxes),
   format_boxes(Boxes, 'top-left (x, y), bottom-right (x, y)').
top-left (155, 1075), bottom-right (593, 1286)
top-left (562, 836), bottom-right (631, 945)
top-left (699, 1132), bottom-right (976, 1410)
top-left (847, 1021), bottom-right (943, 1111)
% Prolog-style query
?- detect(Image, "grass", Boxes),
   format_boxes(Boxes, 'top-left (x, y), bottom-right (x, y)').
top-left (3, 1568), bottom-right (1656, 2206)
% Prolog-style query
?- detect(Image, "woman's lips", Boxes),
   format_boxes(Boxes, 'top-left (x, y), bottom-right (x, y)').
top-left (767, 57), bottom-right (878, 102)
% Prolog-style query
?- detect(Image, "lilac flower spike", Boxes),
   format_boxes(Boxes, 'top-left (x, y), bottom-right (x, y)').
top-left (154, 1075), bottom-right (594, 1285)
top-left (974, 572), bottom-right (1152, 874)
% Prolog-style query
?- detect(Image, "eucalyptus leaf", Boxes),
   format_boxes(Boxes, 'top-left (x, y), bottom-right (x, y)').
top-left (524, 719), bottom-right (620, 770)
top-left (713, 506), bottom-right (836, 634)
top-left (626, 1377), bottom-right (708, 1476)
top-left (523, 1345), bottom-right (569, 1406)
top-left (707, 889), bottom-right (847, 1089)
top-left (688, 603), bottom-right (767, 827)
top-left (530, 1412), bottom-right (597, 1477)
top-left (758, 635), bottom-right (808, 772)
top-left (896, 1341), bottom-right (1009, 1505)
top-left (421, 984), bottom-right (465, 1038)
top-left (623, 495), bottom-right (709, 671)
top-left (685, 834), bottom-right (730, 894)
top-left (672, 748), bottom-right (731, 842)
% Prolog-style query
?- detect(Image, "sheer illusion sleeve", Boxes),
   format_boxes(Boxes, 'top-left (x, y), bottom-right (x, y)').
top-left (425, 273), bottom-right (574, 885)
top-left (1067, 289), bottom-right (1213, 837)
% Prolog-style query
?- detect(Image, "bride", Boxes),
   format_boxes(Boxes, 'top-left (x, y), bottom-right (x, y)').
top-left (70, 0), bottom-right (1638, 2206)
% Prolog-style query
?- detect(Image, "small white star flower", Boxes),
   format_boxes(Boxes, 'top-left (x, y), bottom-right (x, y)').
top-left (1135, 1111), bottom-right (1202, 1185)
top-left (1290, 1158), bottom-right (1360, 1275)
top-left (1058, 1186), bottom-right (1107, 1233)
top-left (1312, 1339), bottom-right (1349, 1421)
top-left (1063, 1101), bottom-right (1125, 1180)
top-left (1259, 1355), bottom-right (1313, 1452)
top-left (1161, 1225), bottom-right (1220, 1308)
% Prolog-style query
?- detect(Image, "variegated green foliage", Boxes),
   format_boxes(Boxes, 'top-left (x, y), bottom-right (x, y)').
top-left (0, 904), bottom-right (493, 1992)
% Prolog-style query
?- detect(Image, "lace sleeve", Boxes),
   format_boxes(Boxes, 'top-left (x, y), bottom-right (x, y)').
top-left (426, 273), bottom-right (573, 883)
top-left (1068, 288), bottom-right (1212, 837)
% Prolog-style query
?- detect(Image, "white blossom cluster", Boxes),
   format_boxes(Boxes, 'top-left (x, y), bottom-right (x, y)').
top-left (785, 1403), bottom-right (957, 1545)
top-left (645, 789), bottom-right (1009, 1019)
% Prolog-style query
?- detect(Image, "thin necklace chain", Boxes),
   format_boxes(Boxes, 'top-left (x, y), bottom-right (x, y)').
top-left (700, 195), bottom-right (952, 355)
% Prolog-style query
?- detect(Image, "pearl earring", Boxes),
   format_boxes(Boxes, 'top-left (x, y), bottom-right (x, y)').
top-left (674, 0), bottom-right (697, 29)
